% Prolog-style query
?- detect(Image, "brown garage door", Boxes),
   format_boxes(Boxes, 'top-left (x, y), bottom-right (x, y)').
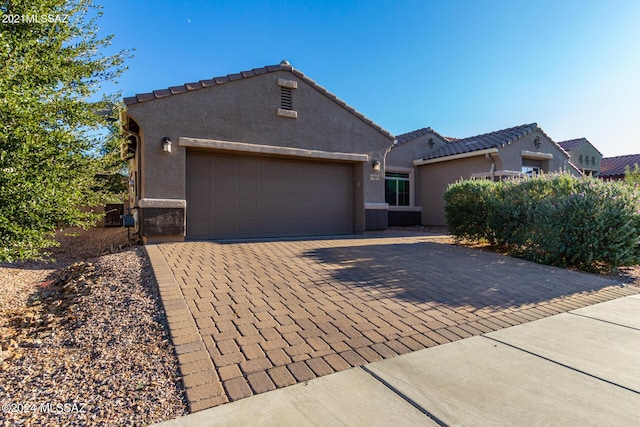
top-left (186, 151), bottom-right (354, 239)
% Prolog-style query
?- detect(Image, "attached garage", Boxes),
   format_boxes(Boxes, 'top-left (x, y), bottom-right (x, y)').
top-left (186, 150), bottom-right (354, 239)
top-left (123, 61), bottom-right (395, 243)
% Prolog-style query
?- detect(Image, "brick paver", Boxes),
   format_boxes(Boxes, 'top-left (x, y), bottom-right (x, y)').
top-left (146, 232), bottom-right (640, 413)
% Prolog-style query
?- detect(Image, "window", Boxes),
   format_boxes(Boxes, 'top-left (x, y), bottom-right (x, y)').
top-left (522, 166), bottom-right (541, 177)
top-left (385, 172), bottom-right (410, 206)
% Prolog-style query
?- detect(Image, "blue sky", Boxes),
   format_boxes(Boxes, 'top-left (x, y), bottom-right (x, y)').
top-left (98, 0), bottom-right (640, 157)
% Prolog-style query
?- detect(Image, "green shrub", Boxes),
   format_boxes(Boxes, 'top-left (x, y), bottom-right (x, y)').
top-left (444, 179), bottom-right (496, 242)
top-left (444, 174), bottom-right (640, 273)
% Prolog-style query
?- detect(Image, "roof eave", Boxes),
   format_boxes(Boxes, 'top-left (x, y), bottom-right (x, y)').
top-left (413, 148), bottom-right (499, 166)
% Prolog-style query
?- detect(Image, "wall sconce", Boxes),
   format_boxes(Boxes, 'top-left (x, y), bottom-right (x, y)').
top-left (428, 138), bottom-right (434, 149)
top-left (162, 137), bottom-right (172, 153)
top-left (372, 159), bottom-right (381, 171)
top-left (533, 136), bottom-right (541, 149)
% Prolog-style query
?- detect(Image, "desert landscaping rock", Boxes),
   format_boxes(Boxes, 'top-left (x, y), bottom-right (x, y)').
top-left (0, 229), bottom-right (187, 426)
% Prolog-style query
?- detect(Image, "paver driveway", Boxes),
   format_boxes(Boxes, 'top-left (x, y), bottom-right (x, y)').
top-left (145, 232), bottom-right (639, 412)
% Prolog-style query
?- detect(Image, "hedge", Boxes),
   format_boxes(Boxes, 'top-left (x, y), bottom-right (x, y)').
top-left (444, 174), bottom-right (640, 273)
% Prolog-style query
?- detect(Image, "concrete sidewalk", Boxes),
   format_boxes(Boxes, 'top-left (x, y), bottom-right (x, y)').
top-left (152, 294), bottom-right (640, 426)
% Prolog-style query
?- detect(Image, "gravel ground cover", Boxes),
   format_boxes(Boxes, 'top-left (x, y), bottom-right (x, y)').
top-left (0, 228), bottom-right (187, 426)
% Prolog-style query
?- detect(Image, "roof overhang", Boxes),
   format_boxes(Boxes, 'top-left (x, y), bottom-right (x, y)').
top-left (521, 150), bottom-right (553, 160)
top-left (413, 148), bottom-right (499, 166)
top-left (179, 137), bottom-right (369, 162)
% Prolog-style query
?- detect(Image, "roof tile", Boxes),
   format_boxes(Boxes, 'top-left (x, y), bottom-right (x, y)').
top-left (123, 96), bottom-right (138, 105)
top-left (558, 138), bottom-right (587, 151)
top-left (199, 79), bottom-right (216, 87)
top-left (169, 86), bottom-right (188, 94)
top-left (558, 138), bottom-right (603, 156)
top-left (153, 89), bottom-right (172, 98)
top-left (395, 127), bottom-right (451, 146)
top-left (599, 154), bottom-right (640, 178)
top-left (422, 123), bottom-right (538, 160)
top-left (136, 93), bottom-right (156, 102)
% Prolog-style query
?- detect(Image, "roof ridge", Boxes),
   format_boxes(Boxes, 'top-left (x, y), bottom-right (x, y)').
top-left (394, 126), bottom-right (452, 146)
top-left (123, 61), bottom-right (393, 140)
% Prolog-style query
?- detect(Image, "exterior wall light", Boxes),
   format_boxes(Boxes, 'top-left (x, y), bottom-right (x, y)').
top-left (162, 137), bottom-right (172, 153)
top-left (533, 136), bottom-right (541, 149)
top-left (372, 159), bottom-right (381, 171)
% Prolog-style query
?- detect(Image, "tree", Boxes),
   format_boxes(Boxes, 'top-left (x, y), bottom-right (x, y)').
top-left (624, 164), bottom-right (640, 186)
top-left (0, 0), bottom-right (130, 261)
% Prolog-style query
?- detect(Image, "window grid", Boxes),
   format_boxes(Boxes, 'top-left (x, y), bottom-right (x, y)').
top-left (385, 172), bottom-right (410, 206)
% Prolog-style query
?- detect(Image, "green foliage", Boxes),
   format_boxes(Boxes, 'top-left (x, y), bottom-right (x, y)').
top-left (444, 174), bottom-right (640, 273)
top-left (0, 0), bottom-right (130, 261)
top-left (444, 179), bottom-right (495, 242)
top-left (625, 164), bottom-right (640, 186)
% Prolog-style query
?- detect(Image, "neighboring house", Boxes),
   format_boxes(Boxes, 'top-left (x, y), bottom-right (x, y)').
top-left (386, 123), bottom-right (581, 226)
top-left (599, 154), bottom-right (640, 180)
top-left (122, 61), bottom-right (394, 243)
top-left (557, 138), bottom-right (602, 175)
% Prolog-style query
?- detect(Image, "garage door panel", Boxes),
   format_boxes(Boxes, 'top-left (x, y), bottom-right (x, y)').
top-left (189, 198), bottom-right (210, 218)
top-left (210, 156), bottom-right (236, 174)
top-left (188, 154), bottom-right (210, 171)
top-left (187, 151), bottom-right (353, 239)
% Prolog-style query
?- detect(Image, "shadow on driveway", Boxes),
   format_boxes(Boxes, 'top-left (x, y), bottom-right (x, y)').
top-left (303, 240), bottom-right (622, 310)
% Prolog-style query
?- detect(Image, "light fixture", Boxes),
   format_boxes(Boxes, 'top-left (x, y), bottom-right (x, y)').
top-left (533, 136), bottom-right (541, 149)
top-left (428, 138), bottom-right (434, 148)
top-left (372, 159), bottom-right (381, 171)
top-left (162, 137), bottom-right (172, 153)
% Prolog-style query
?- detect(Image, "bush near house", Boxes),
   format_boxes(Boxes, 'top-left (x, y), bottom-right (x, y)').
top-left (445, 174), bottom-right (640, 273)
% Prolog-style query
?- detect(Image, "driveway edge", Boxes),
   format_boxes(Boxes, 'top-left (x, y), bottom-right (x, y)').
top-left (145, 244), bottom-right (228, 411)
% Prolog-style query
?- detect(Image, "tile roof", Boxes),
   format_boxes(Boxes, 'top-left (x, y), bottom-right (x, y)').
top-left (557, 138), bottom-right (603, 156)
top-left (123, 61), bottom-right (393, 140)
top-left (421, 123), bottom-right (552, 160)
top-left (394, 127), bottom-right (451, 147)
top-left (598, 154), bottom-right (640, 178)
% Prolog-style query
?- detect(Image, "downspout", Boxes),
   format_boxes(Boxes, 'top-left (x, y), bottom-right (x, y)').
top-left (485, 153), bottom-right (496, 181)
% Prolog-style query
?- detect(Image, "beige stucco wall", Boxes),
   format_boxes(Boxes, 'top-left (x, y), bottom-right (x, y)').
top-left (566, 144), bottom-right (602, 174)
top-left (126, 70), bottom-right (393, 224)
top-left (413, 130), bottom-right (579, 226)
top-left (498, 130), bottom-right (578, 175)
top-left (417, 155), bottom-right (493, 225)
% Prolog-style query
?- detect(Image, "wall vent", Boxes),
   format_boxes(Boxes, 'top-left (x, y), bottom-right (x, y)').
top-left (280, 87), bottom-right (293, 110)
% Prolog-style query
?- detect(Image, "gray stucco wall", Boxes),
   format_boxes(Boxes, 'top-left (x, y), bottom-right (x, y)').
top-left (128, 70), bottom-right (392, 202)
top-left (126, 69), bottom-right (393, 237)
top-left (386, 133), bottom-right (449, 169)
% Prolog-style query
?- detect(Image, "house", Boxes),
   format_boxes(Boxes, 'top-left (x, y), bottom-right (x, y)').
top-left (386, 123), bottom-right (581, 226)
top-left (121, 61), bottom-right (394, 243)
top-left (557, 138), bottom-right (602, 175)
top-left (599, 154), bottom-right (640, 180)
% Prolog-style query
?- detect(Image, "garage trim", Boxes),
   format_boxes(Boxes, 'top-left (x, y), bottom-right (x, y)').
top-left (179, 137), bottom-right (369, 162)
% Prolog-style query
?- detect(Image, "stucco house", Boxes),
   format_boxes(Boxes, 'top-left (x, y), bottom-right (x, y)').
top-left (557, 138), bottom-right (602, 175)
top-left (599, 154), bottom-right (640, 180)
top-left (386, 123), bottom-right (581, 226)
top-left (121, 61), bottom-right (394, 243)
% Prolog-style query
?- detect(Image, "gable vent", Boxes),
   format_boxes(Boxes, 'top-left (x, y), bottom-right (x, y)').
top-left (280, 87), bottom-right (293, 110)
